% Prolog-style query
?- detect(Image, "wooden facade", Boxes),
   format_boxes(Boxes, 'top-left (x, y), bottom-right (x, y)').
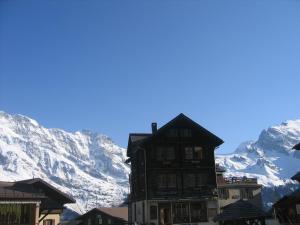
top-left (127, 114), bottom-right (224, 225)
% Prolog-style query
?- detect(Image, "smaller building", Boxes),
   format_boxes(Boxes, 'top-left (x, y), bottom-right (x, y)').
top-left (0, 178), bottom-right (75, 225)
top-left (75, 207), bottom-right (128, 225)
top-left (214, 200), bottom-right (267, 225)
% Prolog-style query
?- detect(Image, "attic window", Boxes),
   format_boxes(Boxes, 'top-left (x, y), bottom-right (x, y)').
top-left (180, 129), bottom-right (192, 137)
top-left (167, 129), bottom-right (178, 137)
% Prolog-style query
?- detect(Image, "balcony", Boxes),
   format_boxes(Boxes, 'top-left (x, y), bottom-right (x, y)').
top-left (217, 176), bottom-right (258, 185)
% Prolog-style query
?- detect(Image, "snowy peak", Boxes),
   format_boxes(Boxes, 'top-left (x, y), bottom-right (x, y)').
top-left (217, 119), bottom-right (300, 187)
top-left (257, 119), bottom-right (300, 154)
top-left (0, 111), bottom-right (130, 214)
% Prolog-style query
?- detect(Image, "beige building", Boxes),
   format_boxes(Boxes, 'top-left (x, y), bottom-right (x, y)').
top-left (216, 165), bottom-right (262, 209)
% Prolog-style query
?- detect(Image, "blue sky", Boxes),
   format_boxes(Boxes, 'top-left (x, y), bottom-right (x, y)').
top-left (1, 0), bottom-right (300, 153)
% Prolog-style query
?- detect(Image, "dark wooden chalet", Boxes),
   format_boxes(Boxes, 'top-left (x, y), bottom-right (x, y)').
top-left (0, 178), bottom-right (75, 225)
top-left (75, 207), bottom-right (128, 225)
top-left (127, 113), bottom-right (224, 225)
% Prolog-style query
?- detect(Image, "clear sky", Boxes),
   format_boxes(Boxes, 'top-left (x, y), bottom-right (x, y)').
top-left (1, 0), bottom-right (300, 154)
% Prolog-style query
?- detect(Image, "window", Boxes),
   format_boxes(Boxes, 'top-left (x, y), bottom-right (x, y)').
top-left (185, 174), bottom-right (195, 187)
top-left (190, 202), bottom-right (207, 222)
top-left (44, 220), bottom-right (54, 225)
top-left (156, 147), bottom-right (175, 161)
top-left (296, 204), bottom-right (300, 215)
top-left (185, 147), bottom-right (193, 160)
top-left (134, 203), bottom-right (137, 221)
top-left (240, 188), bottom-right (253, 199)
top-left (180, 129), bottom-right (192, 137)
top-left (184, 146), bottom-right (204, 160)
top-left (185, 173), bottom-right (208, 188)
top-left (150, 205), bottom-right (158, 220)
top-left (218, 188), bottom-right (229, 199)
top-left (167, 129), bottom-right (192, 137)
top-left (172, 203), bottom-right (189, 223)
top-left (157, 174), bottom-right (176, 189)
top-left (108, 219), bottom-right (112, 224)
top-left (96, 215), bottom-right (102, 224)
top-left (166, 129), bottom-right (178, 137)
top-left (87, 218), bottom-right (91, 225)
top-left (194, 147), bottom-right (203, 159)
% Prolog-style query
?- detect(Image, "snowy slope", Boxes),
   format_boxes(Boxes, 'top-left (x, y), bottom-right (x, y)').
top-left (216, 120), bottom-right (300, 187)
top-left (0, 111), bottom-right (130, 214)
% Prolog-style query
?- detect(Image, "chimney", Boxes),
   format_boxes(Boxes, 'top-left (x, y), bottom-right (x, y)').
top-left (151, 122), bottom-right (157, 133)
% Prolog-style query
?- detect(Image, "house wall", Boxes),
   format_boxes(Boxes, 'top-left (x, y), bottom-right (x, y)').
top-left (219, 187), bottom-right (262, 208)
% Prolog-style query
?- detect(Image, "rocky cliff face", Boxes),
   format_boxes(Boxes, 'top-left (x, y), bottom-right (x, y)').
top-left (0, 111), bottom-right (130, 214)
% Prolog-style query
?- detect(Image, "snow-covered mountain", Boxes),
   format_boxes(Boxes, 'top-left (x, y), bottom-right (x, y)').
top-left (0, 111), bottom-right (130, 214)
top-left (216, 119), bottom-right (300, 187)
top-left (1, 111), bottom-right (300, 213)
top-left (216, 119), bottom-right (300, 208)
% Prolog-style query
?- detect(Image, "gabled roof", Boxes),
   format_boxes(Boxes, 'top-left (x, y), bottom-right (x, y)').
top-left (151, 113), bottom-right (224, 146)
top-left (127, 113), bottom-right (224, 157)
top-left (17, 178), bottom-right (75, 203)
top-left (0, 181), bottom-right (46, 200)
top-left (0, 178), bottom-right (75, 204)
top-left (214, 200), bottom-right (267, 222)
top-left (77, 207), bottom-right (128, 222)
top-left (293, 142), bottom-right (300, 150)
top-left (97, 207), bottom-right (128, 221)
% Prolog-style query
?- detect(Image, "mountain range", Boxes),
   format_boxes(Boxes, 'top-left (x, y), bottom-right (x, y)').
top-left (0, 111), bottom-right (299, 214)
top-left (0, 111), bottom-right (130, 215)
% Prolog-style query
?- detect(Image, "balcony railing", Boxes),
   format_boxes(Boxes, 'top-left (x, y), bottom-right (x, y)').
top-left (217, 176), bottom-right (258, 185)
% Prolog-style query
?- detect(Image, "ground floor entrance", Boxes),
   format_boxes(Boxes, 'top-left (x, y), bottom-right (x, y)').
top-left (158, 204), bottom-right (171, 225)
top-left (130, 199), bottom-right (218, 225)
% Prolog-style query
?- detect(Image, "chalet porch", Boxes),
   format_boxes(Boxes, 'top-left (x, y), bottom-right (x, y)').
top-left (131, 199), bottom-right (218, 225)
